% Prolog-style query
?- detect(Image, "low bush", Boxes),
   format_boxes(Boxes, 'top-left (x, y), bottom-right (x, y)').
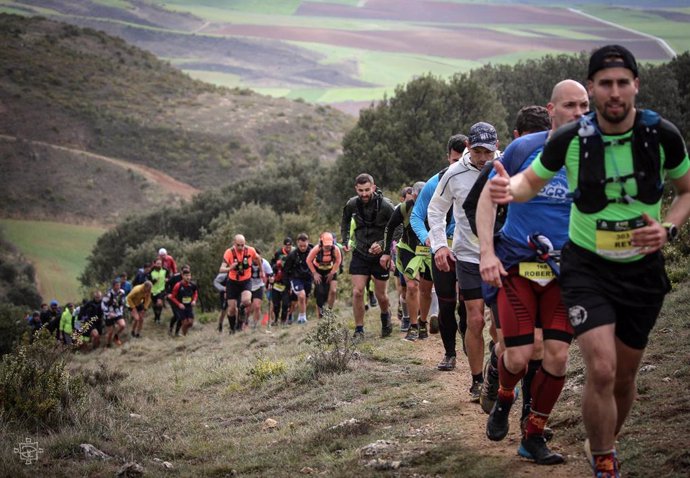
top-left (248, 356), bottom-right (287, 386)
top-left (303, 308), bottom-right (356, 376)
top-left (0, 331), bottom-right (86, 430)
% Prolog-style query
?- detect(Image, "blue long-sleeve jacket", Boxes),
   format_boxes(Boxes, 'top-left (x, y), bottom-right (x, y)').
top-left (410, 169), bottom-right (455, 245)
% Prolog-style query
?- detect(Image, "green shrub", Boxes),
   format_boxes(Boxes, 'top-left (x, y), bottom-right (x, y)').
top-left (303, 308), bottom-right (356, 375)
top-left (248, 356), bottom-right (287, 385)
top-left (0, 303), bottom-right (30, 355)
top-left (0, 331), bottom-right (87, 429)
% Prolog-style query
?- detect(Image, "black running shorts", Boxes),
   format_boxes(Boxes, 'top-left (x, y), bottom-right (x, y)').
top-left (349, 251), bottom-right (389, 280)
top-left (559, 242), bottom-right (670, 350)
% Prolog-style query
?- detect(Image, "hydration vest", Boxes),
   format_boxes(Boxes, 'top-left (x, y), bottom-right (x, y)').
top-left (572, 109), bottom-right (664, 214)
top-left (231, 248), bottom-right (251, 276)
top-left (315, 241), bottom-right (335, 271)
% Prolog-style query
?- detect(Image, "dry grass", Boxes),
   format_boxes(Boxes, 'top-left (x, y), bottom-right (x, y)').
top-left (1, 281), bottom-right (689, 476)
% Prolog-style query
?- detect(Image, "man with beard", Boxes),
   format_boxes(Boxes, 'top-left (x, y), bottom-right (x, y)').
top-left (488, 45), bottom-right (690, 477)
top-left (341, 173), bottom-right (395, 339)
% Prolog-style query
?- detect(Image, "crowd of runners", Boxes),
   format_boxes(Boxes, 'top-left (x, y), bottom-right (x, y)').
top-left (22, 46), bottom-right (690, 478)
top-left (335, 45), bottom-right (690, 478)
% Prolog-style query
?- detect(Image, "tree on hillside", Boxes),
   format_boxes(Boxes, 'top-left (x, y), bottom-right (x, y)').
top-left (662, 52), bottom-right (690, 143)
top-left (332, 74), bottom-right (508, 207)
top-left (470, 53), bottom-right (589, 129)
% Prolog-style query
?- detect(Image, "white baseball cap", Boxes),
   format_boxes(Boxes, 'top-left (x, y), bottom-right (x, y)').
top-left (158, 248), bottom-right (167, 255)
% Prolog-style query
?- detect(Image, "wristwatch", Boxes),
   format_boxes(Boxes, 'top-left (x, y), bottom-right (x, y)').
top-left (662, 222), bottom-right (679, 243)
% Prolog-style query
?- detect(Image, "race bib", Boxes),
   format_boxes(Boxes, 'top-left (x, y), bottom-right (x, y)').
top-left (415, 245), bottom-right (431, 256)
top-left (595, 217), bottom-right (645, 259)
top-left (273, 283), bottom-right (286, 292)
top-left (518, 262), bottom-right (556, 286)
top-left (182, 297), bottom-right (192, 304)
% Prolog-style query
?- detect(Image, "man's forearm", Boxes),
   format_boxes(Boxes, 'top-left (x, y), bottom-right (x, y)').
top-left (477, 184), bottom-right (498, 256)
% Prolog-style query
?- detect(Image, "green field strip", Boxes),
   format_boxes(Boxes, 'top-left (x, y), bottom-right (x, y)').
top-left (0, 6), bottom-right (31, 15)
top-left (252, 87), bottom-right (293, 98)
top-left (92, 0), bottom-right (132, 8)
top-left (286, 41), bottom-right (479, 85)
top-left (477, 49), bottom-right (572, 65)
top-left (251, 86), bottom-right (390, 103)
top-left (0, 219), bottom-right (105, 303)
top-left (184, 70), bottom-right (244, 88)
top-left (160, 4), bottom-right (420, 30)
top-left (0, 1), bottom-right (63, 16)
top-left (581, 5), bottom-right (690, 54)
top-left (303, 0), bottom-right (361, 6)
top-left (312, 86), bottom-right (390, 103)
top-left (162, 0), bottom-right (301, 15)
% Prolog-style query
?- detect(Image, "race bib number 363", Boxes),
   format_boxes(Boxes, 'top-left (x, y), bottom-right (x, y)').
top-left (595, 217), bottom-right (645, 259)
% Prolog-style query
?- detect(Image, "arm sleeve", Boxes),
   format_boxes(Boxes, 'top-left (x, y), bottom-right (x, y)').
top-left (213, 273), bottom-right (226, 292)
top-left (283, 252), bottom-right (295, 282)
top-left (383, 204), bottom-right (404, 254)
top-left (340, 200), bottom-right (354, 246)
top-left (262, 259), bottom-right (273, 276)
top-left (126, 290), bottom-right (136, 309)
top-left (169, 282), bottom-right (182, 307)
top-left (463, 162), bottom-right (492, 237)
top-left (410, 178), bottom-right (435, 244)
top-left (428, 176), bottom-right (454, 252)
top-left (101, 294), bottom-right (110, 314)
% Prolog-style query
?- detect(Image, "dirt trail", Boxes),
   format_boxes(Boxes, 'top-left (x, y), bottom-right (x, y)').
top-left (0, 134), bottom-right (200, 201)
top-left (415, 333), bottom-right (591, 477)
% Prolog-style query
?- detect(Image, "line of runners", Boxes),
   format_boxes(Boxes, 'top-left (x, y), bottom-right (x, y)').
top-left (335, 45), bottom-right (690, 478)
top-left (26, 45), bottom-right (690, 478)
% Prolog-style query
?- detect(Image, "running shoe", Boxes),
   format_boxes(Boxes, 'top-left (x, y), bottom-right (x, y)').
top-left (480, 358), bottom-right (499, 414)
top-left (404, 328), bottom-right (419, 342)
top-left (429, 315), bottom-right (439, 334)
top-left (400, 316), bottom-right (410, 332)
top-left (437, 355), bottom-right (456, 371)
top-left (369, 294), bottom-right (378, 308)
top-left (486, 399), bottom-right (511, 441)
top-left (469, 379), bottom-right (482, 403)
top-left (352, 329), bottom-right (365, 342)
top-left (584, 439), bottom-right (620, 478)
top-left (114, 335), bottom-right (122, 346)
top-left (518, 435), bottom-right (564, 465)
top-left (418, 321), bottom-right (429, 339)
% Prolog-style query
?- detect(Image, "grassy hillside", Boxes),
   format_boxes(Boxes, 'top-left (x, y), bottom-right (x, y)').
top-left (0, 219), bottom-right (105, 302)
top-left (1, 285), bottom-right (688, 476)
top-left (0, 13), bottom-right (354, 203)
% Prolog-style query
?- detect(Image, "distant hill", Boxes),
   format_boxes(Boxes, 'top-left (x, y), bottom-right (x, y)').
top-left (0, 14), bottom-right (354, 224)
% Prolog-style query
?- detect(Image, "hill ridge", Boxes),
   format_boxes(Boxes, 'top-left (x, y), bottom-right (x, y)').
top-left (0, 134), bottom-right (200, 201)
